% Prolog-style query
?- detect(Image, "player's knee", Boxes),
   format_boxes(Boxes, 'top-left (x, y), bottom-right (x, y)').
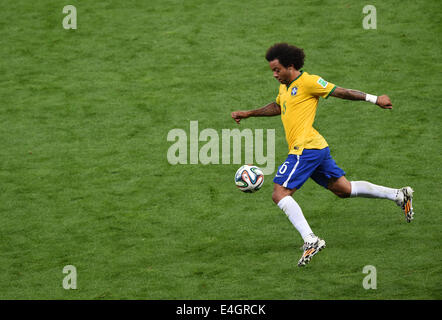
top-left (272, 187), bottom-right (287, 204)
top-left (272, 185), bottom-right (295, 204)
top-left (272, 191), bottom-right (281, 204)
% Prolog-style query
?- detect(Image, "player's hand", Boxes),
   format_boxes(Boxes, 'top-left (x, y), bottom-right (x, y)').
top-left (376, 95), bottom-right (393, 109)
top-left (231, 111), bottom-right (250, 124)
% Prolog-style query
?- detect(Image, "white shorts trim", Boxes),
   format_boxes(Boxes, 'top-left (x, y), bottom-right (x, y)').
top-left (283, 155), bottom-right (300, 188)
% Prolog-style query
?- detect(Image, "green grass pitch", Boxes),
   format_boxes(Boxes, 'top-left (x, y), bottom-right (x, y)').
top-left (0, 0), bottom-right (441, 299)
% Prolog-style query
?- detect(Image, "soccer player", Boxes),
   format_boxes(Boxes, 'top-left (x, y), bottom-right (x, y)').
top-left (231, 43), bottom-right (414, 267)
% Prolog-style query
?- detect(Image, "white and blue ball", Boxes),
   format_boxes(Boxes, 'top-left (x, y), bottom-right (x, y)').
top-left (234, 165), bottom-right (264, 193)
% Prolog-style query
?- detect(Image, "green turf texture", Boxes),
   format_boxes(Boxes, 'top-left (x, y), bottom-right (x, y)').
top-left (0, 0), bottom-right (441, 299)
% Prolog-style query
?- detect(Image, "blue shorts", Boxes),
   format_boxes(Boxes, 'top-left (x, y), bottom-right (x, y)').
top-left (273, 147), bottom-right (346, 190)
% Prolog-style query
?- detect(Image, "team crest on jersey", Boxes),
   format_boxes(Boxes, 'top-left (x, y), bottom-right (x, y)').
top-left (291, 86), bottom-right (298, 96)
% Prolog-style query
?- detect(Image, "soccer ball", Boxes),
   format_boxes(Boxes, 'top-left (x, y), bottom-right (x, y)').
top-left (234, 165), bottom-right (264, 193)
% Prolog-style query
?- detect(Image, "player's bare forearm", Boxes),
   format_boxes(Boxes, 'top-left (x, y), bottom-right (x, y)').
top-left (330, 87), bottom-right (393, 109)
top-left (247, 102), bottom-right (281, 117)
top-left (330, 87), bottom-right (366, 101)
top-left (231, 102), bottom-right (281, 124)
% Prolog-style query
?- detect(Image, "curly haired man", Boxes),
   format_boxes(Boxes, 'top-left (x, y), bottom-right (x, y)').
top-left (231, 43), bottom-right (414, 267)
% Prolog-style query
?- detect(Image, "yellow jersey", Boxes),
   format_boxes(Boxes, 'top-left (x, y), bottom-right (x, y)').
top-left (275, 71), bottom-right (336, 155)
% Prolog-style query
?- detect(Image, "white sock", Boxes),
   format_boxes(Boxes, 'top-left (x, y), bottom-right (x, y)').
top-left (277, 196), bottom-right (314, 242)
top-left (350, 181), bottom-right (399, 201)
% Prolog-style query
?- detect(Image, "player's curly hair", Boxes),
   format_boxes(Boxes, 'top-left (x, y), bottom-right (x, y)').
top-left (265, 43), bottom-right (305, 70)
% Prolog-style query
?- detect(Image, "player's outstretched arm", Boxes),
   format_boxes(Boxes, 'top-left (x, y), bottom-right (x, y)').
top-left (231, 102), bottom-right (281, 124)
top-left (330, 87), bottom-right (393, 109)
